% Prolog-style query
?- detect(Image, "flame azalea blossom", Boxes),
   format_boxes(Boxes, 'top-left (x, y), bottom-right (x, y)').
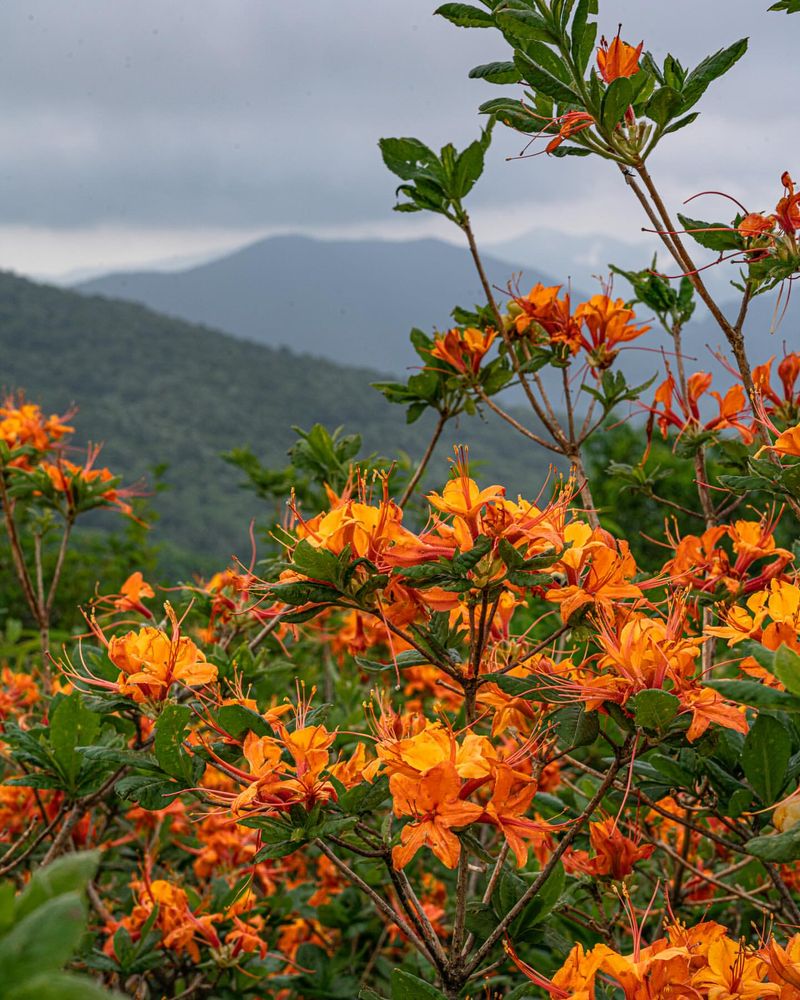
top-left (390, 761), bottom-right (484, 869)
top-left (106, 878), bottom-right (221, 963)
top-left (649, 369), bottom-right (755, 444)
top-left (597, 32), bottom-right (644, 83)
top-left (0, 393), bottom-right (73, 467)
top-left (430, 326), bottom-right (497, 376)
top-left (760, 934), bottom-right (800, 993)
top-left (563, 817), bottom-right (654, 880)
top-left (544, 110), bottom-right (596, 155)
top-left (112, 571), bottom-right (155, 617)
top-left (691, 936), bottom-right (780, 999)
top-left (709, 580), bottom-right (800, 659)
top-left (545, 525), bottom-right (643, 623)
top-left (574, 294), bottom-right (650, 370)
top-left (39, 445), bottom-right (138, 518)
top-left (770, 422), bottom-right (800, 458)
top-left (79, 603), bottom-right (218, 703)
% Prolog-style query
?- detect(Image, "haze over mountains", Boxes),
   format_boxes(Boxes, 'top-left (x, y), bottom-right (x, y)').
top-left (78, 234), bottom-right (797, 392)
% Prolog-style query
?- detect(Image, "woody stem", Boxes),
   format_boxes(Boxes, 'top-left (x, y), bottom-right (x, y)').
top-left (399, 410), bottom-right (448, 508)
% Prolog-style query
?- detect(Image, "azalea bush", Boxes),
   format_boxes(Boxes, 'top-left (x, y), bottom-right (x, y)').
top-left (3, 2), bottom-right (800, 998)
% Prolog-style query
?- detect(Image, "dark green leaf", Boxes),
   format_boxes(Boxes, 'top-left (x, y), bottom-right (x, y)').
top-left (742, 714), bottom-right (792, 804)
top-left (50, 693), bottom-right (100, 789)
top-left (629, 689), bottom-right (680, 733)
top-left (705, 679), bottom-right (800, 713)
top-left (435, 3), bottom-right (495, 27)
top-left (154, 703), bottom-right (194, 783)
top-left (682, 39), bottom-right (748, 110)
top-left (215, 703), bottom-right (271, 739)
top-left (513, 51), bottom-right (579, 105)
top-left (469, 61), bottom-right (522, 84)
top-left (391, 969), bottom-right (447, 999)
top-left (773, 645), bottom-right (800, 696)
top-left (601, 76), bottom-right (633, 130)
top-left (746, 825), bottom-right (800, 863)
top-left (676, 213), bottom-right (741, 252)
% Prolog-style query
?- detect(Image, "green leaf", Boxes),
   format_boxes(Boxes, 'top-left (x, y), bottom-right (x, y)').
top-left (746, 825), bottom-right (800, 863)
top-left (516, 862), bottom-right (565, 933)
top-left (742, 714), bottom-right (792, 804)
top-left (215, 703), bottom-right (271, 739)
top-left (571, 0), bottom-right (598, 73)
top-left (662, 112), bottom-right (699, 135)
top-left (705, 679), bottom-right (800, 713)
top-left (513, 51), bottom-right (579, 105)
top-left (378, 137), bottom-right (439, 182)
top-left (8, 973), bottom-right (123, 1000)
top-left (154, 703), bottom-right (195, 783)
top-left (469, 61), bottom-right (521, 84)
top-left (676, 213), bottom-right (740, 252)
top-left (773, 645), bottom-right (800, 696)
top-left (770, 0), bottom-right (800, 11)
top-left (49, 693), bottom-right (100, 790)
top-left (435, 2), bottom-right (495, 27)
top-left (0, 893), bottom-right (86, 985)
top-left (601, 76), bottom-right (633, 130)
top-left (359, 989), bottom-right (389, 1000)
top-left (391, 969), bottom-right (447, 999)
top-left (14, 851), bottom-right (99, 920)
top-left (291, 539), bottom-right (343, 585)
top-left (115, 773), bottom-right (182, 810)
top-left (452, 127), bottom-right (492, 198)
top-left (646, 86), bottom-right (683, 127)
top-left (553, 703), bottom-right (599, 748)
top-left (681, 38), bottom-right (748, 110)
top-left (629, 689), bottom-right (680, 733)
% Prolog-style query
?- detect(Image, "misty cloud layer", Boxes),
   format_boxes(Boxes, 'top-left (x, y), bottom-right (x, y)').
top-left (0, 1), bottom-right (795, 274)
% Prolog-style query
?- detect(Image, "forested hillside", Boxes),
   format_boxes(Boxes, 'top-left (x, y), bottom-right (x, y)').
top-left (1, 270), bottom-right (553, 571)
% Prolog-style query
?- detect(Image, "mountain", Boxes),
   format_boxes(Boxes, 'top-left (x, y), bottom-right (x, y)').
top-left (76, 233), bottom-right (799, 395)
top-left (76, 235), bottom-right (562, 375)
top-left (0, 270), bottom-right (554, 572)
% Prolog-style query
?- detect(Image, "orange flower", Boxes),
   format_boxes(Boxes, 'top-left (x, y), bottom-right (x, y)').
top-left (545, 110), bottom-right (595, 155)
top-left (692, 936), bottom-right (779, 999)
top-left (390, 761), bottom-right (483, 869)
top-left (775, 171), bottom-right (800, 235)
top-left (510, 283), bottom-right (579, 348)
top-left (0, 666), bottom-right (39, 726)
top-left (481, 763), bottom-right (553, 867)
top-left (563, 817), bottom-right (654, 880)
top-left (546, 528), bottom-right (642, 623)
top-left (430, 327), bottom-right (497, 376)
top-left (771, 422), bottom-right (800, 457)
top-left (574, 294), bottom-right (650, 369)
top-left (113, 571), bottom-right (155, 617)
top-left (738, 212), bottom-right (775, 239)
top-left (761, 934), bottom-right (800, 992)
top-left (597, 32), bottom-right (644, 83)
top-left (40, 445), bottom-right (138, 517)
top-left (106, 604), bottom-right (217, 703)
top-left (0, 393), bottom-right (73, 466)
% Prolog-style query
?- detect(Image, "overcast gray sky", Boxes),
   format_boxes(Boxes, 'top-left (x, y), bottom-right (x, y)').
top-left (0, 1), bottom-right (795, 278)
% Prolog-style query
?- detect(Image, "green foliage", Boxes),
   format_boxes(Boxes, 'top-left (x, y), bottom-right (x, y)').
top-left (0, 852), bottom-right (121, 999)
top-left (379, 126), bottom-right (493, 224)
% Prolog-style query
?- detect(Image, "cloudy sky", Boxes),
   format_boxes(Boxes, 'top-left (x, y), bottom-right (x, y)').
top-left (0, 1), bottom-right (795, 280)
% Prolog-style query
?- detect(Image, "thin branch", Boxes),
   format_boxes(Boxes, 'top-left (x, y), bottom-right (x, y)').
top-left (399, 410), bottom-right (448, 508)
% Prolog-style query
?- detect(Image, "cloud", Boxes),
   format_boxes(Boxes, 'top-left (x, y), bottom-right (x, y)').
top-left (0, 0), bottom-right (793, 273)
